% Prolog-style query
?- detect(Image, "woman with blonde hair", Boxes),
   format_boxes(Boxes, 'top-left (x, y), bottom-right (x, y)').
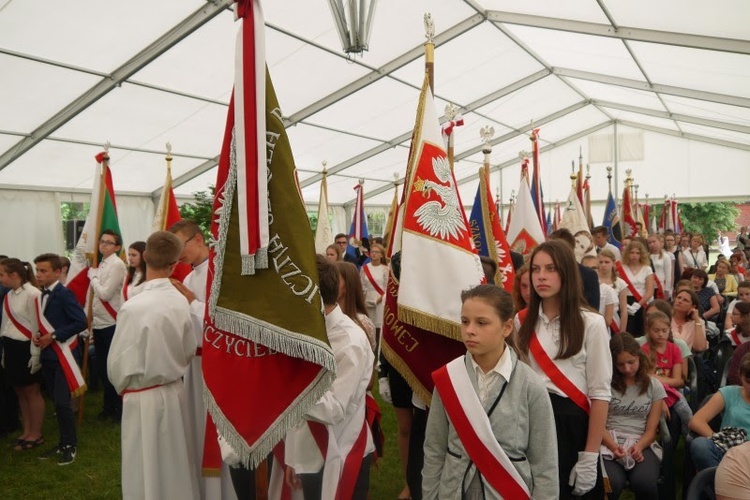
top-left (617, 240), bottom-right (655, 337)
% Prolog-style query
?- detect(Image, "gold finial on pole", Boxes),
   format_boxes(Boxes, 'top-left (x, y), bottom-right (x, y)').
top-left (321, 159), bottom-right (328, 176)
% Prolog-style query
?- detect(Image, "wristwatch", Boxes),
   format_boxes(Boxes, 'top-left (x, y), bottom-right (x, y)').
top-left (51, 333), bottom-right (57, 341)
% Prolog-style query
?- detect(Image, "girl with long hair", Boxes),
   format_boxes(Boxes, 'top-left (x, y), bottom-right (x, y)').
top-left (602, 332), bottom-right (665, 499)
top-left (617, 241), bottom-right (655, 337)
top-left (123, 241), bottom-right (146, 301)
top-left (597, 249), bottom-right (628, 333)
top-left (0, 258), bottom-right (45, 451)
top-left (516, 240), bottom-right (612, 499)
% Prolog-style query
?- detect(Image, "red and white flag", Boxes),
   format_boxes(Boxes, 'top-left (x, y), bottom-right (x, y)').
top-left (397, 75), bottom-right (484, 339)
top-left (153, 160), bottom-right (191, 281)
top-left (506, 159), bottom-right (545, 256)
top-left (621, 184), bottom-right (637, 238)
top-left (233, 0), bottom-right (269, 275)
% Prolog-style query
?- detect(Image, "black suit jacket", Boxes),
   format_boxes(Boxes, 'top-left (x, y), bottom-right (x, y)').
top-left (578, 263), bottom-right (600, 311)
top-left (40, 284), bottom-right (87, 362)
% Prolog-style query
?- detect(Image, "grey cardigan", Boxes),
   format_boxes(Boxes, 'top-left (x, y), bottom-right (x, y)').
top-left (422, 350), bottom-right (559, 499)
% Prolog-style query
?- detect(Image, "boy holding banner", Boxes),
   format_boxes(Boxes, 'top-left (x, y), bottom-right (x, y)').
top-left (33, 253), bottom-right (87, 465)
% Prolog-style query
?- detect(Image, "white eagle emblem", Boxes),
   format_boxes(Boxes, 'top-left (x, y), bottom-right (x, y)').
top-left (413, 156), bottom-right (466, 240)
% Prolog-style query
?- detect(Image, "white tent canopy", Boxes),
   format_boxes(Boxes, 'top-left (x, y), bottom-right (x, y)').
top-left (1, 0), bottom-right (749, 259)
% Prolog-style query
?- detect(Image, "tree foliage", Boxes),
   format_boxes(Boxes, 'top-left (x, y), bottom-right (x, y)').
top-left (662, 202), bottom-right (740, 237)
top-left (178, 186), bottom-right (215, 236)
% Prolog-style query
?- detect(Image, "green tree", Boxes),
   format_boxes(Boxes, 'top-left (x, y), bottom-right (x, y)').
top-left (178, 186), bottom-right (215, 236)
top-left (653, 202), bottom-right (739, 238)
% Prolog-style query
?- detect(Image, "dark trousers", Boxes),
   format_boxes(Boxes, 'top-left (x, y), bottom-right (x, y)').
top-left (550, 394), bottom-right (604, 500)
top-left (407, 407), bottom-right (427, 500)
top-left (604, 448), bottom-right (660, 499)
top-left (94, 325), bottom-right (121, 416)
top-left (298, 453), bottom-right (373, 500)
top-left (625, 296), bottom-right (645, 337)
top-left (42, 359), bottom-right (77, 447)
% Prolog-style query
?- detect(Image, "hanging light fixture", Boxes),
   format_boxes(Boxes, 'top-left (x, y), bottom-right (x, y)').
top-left (327, 0), bottom-right (378, 55)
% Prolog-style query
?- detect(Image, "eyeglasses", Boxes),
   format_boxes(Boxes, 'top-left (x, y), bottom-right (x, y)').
top-left (99, 240), bottom-right (117, 246)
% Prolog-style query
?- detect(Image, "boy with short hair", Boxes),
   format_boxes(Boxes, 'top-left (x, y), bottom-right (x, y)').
top-left (32, 253), bottom-right (87, 465)
top-left (87, 228), bottom-right (127, 421)
top-left (108, 231), bottom-right (199, 499)
top-left (591, 225), bottom-right (622, 261)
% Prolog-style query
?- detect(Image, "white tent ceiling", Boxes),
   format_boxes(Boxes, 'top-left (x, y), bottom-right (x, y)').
top-left (1, 0), bottom-right (749, 210)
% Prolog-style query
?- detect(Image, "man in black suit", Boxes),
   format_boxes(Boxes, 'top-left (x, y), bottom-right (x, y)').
top-left (32, 253), bottom-right (87, 466)
top-left (548, 229), bottom-right (600, 311)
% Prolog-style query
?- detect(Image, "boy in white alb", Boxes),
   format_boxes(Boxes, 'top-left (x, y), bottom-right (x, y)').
top-left (169, 220), bottom-right (237, 500)
top-left (108, 231), bottom-right (199, 500)
top-left (285, 255), bottom-right (375, 500)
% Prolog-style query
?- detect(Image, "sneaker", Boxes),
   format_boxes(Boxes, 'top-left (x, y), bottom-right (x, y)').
top-left (39, 445), bottom-right (62, 460)
top-left (58, 446), bottom-right (76, 466)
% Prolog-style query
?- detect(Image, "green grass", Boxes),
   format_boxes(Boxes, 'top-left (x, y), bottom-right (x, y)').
top-left (0, 390), bottom-right (405, 499)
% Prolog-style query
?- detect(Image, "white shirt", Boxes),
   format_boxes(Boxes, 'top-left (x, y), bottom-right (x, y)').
top-left (125, 270), bottom-right (146, 301)
top-left (0, 282), bottom-right (40, 342)
top-left (41, 280), bottom-right (60, 311)
top-left (469, 345), bottom-right (512, 405)
top-left (91, 253), bottom-right (127, 329)
top-left (682, 248), bottom-right (708, 270)
top-left (518, 307), bottom-right (612, 402)
top-left (650, 252), bottom-right (674, 296)
top-left (620, 265), bottom-right (653, 298)
top-left (183, 259), bottom-right (208, 345)
top-left (286, 305), bottom-right (375, 473)
top-left (599, 284), bottom-right (619, 318)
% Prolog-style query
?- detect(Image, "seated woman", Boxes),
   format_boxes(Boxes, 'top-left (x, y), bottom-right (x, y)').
top-left (671, 289), bottom-right (709, 353)
top-left (711, 260), bottom-right (739, 299)
top-left (602, 333), bottom-right (666, 500)
top-left (688, 352), bottom-right (750, 470)
top-left (691, 269), bottom-right (722, 323)
top-left (715, 441), bottom-right (750, 500)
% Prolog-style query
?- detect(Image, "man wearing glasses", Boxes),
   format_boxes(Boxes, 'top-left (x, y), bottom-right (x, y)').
top-left (87, 229), bottom-right (127, 422)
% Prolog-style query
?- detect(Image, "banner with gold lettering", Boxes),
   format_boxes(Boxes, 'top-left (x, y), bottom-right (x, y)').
top-left (203, 64), bottom-right (335, 468)
top-left (381, 73), bottom-right (482, 403)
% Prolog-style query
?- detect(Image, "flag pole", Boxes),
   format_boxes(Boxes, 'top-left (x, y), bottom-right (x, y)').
top-left (585, 164), bottom-right (593, 230)
top-left (78, 142), bottom-right (110, 425)
top-left (444, 103), bottom-right (459, 171)
top-left (424, 13), bottom-right (435, 94)
top-left (161, 142), bottom-right (173, 230)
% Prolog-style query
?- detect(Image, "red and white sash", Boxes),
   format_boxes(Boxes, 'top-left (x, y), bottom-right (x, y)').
top-left (362, 264), bottom-right (385, 296)
top-left (308, 418), bottom-right (370, 500)
top-left (432, 357), bottom-right (531, 500)
top-left (730, 328), bottom-right (742, 346)
top-left (518, 309), bottom-right (591, 414)
top-left (122, 276), bottom-right (130, 302)
top-left (616, 262), bottom-right (643, 303)
top-left (3, 294), bottom-right (35, 339)
top-left (652, 271), bottom-right (664, 300)
top-left (610, 320), bottom-right (620, 334)
top-left (35, 297), bottom-right (86, 397)
top-left (100, 300), bottom-right (118, 321)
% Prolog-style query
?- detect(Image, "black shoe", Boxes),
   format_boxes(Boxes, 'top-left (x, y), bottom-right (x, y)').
top-left (58, 446), bottom-right (76, 466)
top-left (39, 445), bottom-right (62, 460)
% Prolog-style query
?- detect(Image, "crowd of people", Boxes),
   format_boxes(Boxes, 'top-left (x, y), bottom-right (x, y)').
top-left (2, 224), bottom-right (750, 499)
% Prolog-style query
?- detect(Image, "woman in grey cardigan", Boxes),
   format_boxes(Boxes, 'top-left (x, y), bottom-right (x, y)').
top-left (422, 285), bottom-right (558, 499)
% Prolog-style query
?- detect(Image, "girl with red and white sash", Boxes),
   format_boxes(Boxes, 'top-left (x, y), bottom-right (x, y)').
top-left (423, 285), bottom-right (558, 499)
top-left (123, 241), bottom-right (146, 301)
top-left (0, 258), bottom-right (44, 451)
top-left (618, 241), bottom-right (655, 338)
top-left (516, 241), bottom-right (612, 499)
top-left (360, 243), bottom-right (388, 332)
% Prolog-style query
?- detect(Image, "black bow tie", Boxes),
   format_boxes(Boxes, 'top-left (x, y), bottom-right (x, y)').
top-left (42, 289), bottom-right (51, 296)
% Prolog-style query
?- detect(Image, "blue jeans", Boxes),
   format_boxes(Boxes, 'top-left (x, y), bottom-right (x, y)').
top-left (690, 437), bottom-right (725, 470)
